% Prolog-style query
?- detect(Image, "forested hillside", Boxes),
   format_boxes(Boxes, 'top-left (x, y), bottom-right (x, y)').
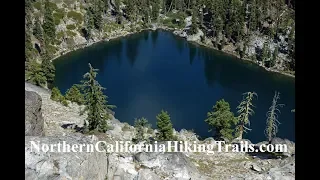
top-left (25, 0), bottom-right (295, 88)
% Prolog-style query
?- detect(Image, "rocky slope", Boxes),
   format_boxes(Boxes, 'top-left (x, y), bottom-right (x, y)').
top-left (26, 0), bottom-right (295, 77)
top-left (25, 82), bottom-right (295, 180)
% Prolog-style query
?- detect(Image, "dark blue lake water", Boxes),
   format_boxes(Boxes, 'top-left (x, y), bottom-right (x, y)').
top-left (54, 30), bottom-right (295, 143)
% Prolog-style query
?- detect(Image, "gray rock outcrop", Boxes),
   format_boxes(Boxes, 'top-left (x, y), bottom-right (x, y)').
top-left (187, 29), bottom-right (204, 42)
top-left (25, 90), bottom-right (44, 136)
top-left (135, 152), bottom-right (209, 180)
top-left (25, 134), bottom-right (108, 180)
top-left (270, 137), bottom-right (295, 156)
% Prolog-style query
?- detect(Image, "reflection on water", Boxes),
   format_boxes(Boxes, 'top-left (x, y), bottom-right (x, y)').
top-left (54, 30), bottom-right (295, 143)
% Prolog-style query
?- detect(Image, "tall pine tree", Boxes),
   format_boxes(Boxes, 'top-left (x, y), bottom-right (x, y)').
top-left (43, 0), bottom-right (56, 44)
top-left (33, 16), bottom-right (44, 44)
top-left (41, 53), bottom-right (55, 85)
top-left (81, 63), bottom-right (116, 133)
top-left (205, 99), bottom-right (238, 141)
top-left (156, 110), bottom-right (174, 140)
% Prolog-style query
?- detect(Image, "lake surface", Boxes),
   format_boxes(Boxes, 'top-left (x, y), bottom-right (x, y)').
top-left (54, 30), bottom-right (295, 143)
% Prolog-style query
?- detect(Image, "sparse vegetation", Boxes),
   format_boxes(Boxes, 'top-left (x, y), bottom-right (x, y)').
top-left (53, 8), bottom-right (66, 25)
top-left (33, 1), bottom-right (42, 11)
top-left (67, 11), bottom-right (83, 23)
top-left (122, 123), bottom-right (131, 131)
top-left (66, 24), bottom-right (76, 30)
top-left (66, 30), bottom-right (77, 37)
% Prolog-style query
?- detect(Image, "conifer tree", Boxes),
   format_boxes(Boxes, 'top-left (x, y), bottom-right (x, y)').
top-left (41, 53), bottom-right (56, 84)
top-left (261, 41), bottom-right (269, 63)
top-left (93, 1), bottom-right (103, 30)
top-left (43, 0), bottom-right (56, 43)
top-left (271, 47), bottom-right (278, 67)
top-left (33, 16), bottom-right (44, 44)
top-left (26, 60), bottom-right (47, 87)
top-left (25, 32), bottom-right (35, 62)
top-left (265, 91), bottom-right (284, 142)
top-left (205, 99), bottom-right (238, 141)
top-left (65, 84), bottom-right (85, 105)
top-left (151, 1), bottom-right (160, 21)
top-left (156, 110), bottom-right (174, 140)
top-left (134, 117), bottom-right (150, 142)
top-left (81, 63), bottom-right (116, 133)
top-left (235, 92), bottom-right (257, 139)
top-left (51, 87), bottom-right (64, 102)
top-left (188, 22), bottom-right (198, 35)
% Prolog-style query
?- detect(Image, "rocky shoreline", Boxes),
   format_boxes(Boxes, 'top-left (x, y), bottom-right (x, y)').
top-left (25, 82), bottom-right (295, 180)
top-left (50, 24), bottom-right (295, 79)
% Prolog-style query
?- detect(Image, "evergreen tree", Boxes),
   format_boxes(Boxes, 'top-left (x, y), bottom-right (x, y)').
top-left (65, 84), bottom-right (85, 105)
top-left (151, 1), bottom-right (160, 21)
top-left (261, 41), bottom-right (269, 63)
top-left (43, 0), bottom-right (56, 43)
top-left (26, 60), bottom-right (47, 87)
top-left (33, 16), bottom-right (44, 44)
top-left (125, 0), bottom-right (137, 22)
top-left (25, 32), bottom-right (34, 62)
top-left (248, 0), bottom-right (258, 31)
top-left (265, 91), bottom-right (284, 142)
top-left (188, 22), bottom-right (198, 35)
top-left (134, 117), bottom-right (150, 142)
top-left (93, 1), bottom-right (103, 30)
top-left (103, 0), bottom-right (109, 13)
top-left (84, 6), bottom-right (94, 39)
top-left (51, 87), bottom-right (64, 102)
top-left (205, 99), bottom-right (238, 141)
top-left (271, 46), bottom-right (278, 67)
top-left (156, 110), bottom-right (174, 140)
top-left (235, 92), bottom-right (257, 139)
top-left (211, 0), bottom-right (224, 36)
top-left (41, 53), bottom-right (55, 84)
top-left (192, 2), bottom-right (199, 23)
top-left (81, 63), bottom-right (116, 133)
top-left (25, 0), bottom-right (33, 13)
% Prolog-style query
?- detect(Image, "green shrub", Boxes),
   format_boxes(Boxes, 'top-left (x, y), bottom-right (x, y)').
top-left (66, 24), bottom-right (76, 30)
top-left (25, 60), bottom-right (47, 87)
top-left (48, 1), bottom-right (58, 11)
top-left (53, 10), bottom-right (65, 25)
top-left (56, 31), bottom-right (65, 39)
top-left (64, 0), bottom-right (76, 6)
top-left (122, 123), bottom-right (131, 131)
top-left (188, 23), bottom-right (198, 35)
top-left (167, 11), bottom-right (187, 21)
top-left (66, 30), bottom-right (77, 37)
top-left (147, 128), bottom-right (153, 134)
top-left (103, 22), bottom-right (121, 33)
top-left (67, 11), bottom-right (83, 23)
top-left (47, 45), bottom-right (58, 55)
top-left (51, 87), bottom-right (64, 102)
top-left (65, 84), bottom-right (85, 105)
top-left (53, 39), bottom-right (62, 45)
top-left (33, 2), bottom-right (42, 11)
top-left (61, 99), bottom-right (69, 106)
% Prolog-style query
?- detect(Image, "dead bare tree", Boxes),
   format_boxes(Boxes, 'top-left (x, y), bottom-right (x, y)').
top-left (265, 91), bottom-right (284, 142)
